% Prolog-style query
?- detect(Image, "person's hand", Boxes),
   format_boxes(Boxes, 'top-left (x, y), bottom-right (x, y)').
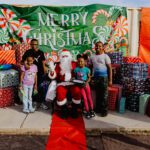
top-left (19, 85), bottom-right (23, 90)
top-left (33, 89), bottom-right (38, 95)
top-left (90, 79), bottom-right (94, 86)
top-left (108, 80), bottom-right (112, 86)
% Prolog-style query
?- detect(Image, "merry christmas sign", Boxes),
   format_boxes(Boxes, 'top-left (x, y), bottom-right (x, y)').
top-left (0, 4), bottom-right (128, 59)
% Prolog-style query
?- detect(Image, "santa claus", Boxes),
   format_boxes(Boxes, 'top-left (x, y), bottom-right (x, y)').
top-left (49, 49), bottom-right (81, 119)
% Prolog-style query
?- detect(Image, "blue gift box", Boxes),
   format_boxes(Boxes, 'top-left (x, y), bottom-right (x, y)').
top-left (121, 63), bottom-right (148, 79)
top-left (107, 52), bottom-right (123, 64)
top-left (118, 97), bottom-right (126, 113)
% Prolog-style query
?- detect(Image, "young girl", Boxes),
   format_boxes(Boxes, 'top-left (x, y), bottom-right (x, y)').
top-left (19, 54), bottom-right (38, 113)
top-left (74, 56), bottom-right (95, 119)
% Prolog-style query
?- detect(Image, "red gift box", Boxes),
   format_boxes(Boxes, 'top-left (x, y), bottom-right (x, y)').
top-left (13, 43), bottom-right (31, 65)
top-left (123, 56), bottom-right (142, 63)
top-left (0, 87), bottom-right (17, 107)
top-left (0, 50), bottom-right (16, 65)
top-left (148, 65), bottom-right (150, 76)
top-left (108, 86), bottom-right (118, 111)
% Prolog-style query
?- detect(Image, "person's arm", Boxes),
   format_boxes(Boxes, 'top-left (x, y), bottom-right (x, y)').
top-left (19, 71), bottom-right (25, 89)
top-left (34, 73), bottom-right (38, 91)
top-left (106, 63), bottom-right (112, 86)
top-left (42, 60), bottom-right (47, 74)
top-left (86, 73), bottom-right (91, 84)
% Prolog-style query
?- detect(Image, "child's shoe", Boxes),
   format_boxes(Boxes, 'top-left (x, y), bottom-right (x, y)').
top-left (85, 112), bottom-right (91, 119)
top-left (29, 107), bottom-right (35, 113)
top-left (90, 110), bottom-right (95, 118)
top-left (23, 109), bottom-right (30, 114)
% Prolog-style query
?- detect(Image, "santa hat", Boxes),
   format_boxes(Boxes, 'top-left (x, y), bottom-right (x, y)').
top-left (59, 49), bottom-right (71, 57)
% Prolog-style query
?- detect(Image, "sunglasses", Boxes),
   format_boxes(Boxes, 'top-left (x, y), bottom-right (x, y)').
top-left (31, 44), bottom-right (38, 45)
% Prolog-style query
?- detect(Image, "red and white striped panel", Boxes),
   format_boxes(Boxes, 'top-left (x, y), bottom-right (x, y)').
top-left (0, 50), bottom-right (16, 64)
top-left (123, 56), bottom-right (142, 63)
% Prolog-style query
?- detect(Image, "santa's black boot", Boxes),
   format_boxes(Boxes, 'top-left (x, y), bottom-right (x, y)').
top-left (60, 105), bottom-right (68, 119)
top-left (71, 103), bottom-right (79, 119)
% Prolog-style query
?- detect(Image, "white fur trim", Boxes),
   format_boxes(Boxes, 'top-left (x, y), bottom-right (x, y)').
top-left (57, 98), bottom-right (67, 106)
top-left (72, 98), bottom-right (81, 104)
top-left (48, 71), bottom-right (56, 79)
top-left (57, 82), bottom-right (74, 86)
top-left (60, 51), bottom-right (71, 57)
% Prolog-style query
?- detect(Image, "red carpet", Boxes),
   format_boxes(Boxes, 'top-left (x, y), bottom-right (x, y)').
top-left (46, 113), bottom-right (87, 150)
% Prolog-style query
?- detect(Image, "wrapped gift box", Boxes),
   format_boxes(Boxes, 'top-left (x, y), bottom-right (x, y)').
top-left (123, 56), bottom-right (142, 63)
top-left (0, 69), bottom-right (19, 88)
top-left (121, 63), bottom-right (148, 79)
top-left (107, 52), bottom-right (123, 64)
top-left (0, 87), bottom-right (17, 107)
top-left (108, 86), bottom-right (118, 111)
top-left (146, 97), bottom-right (150, 117)
top-left (126, 93), bottom-right (141, 112)
top-left (118, 97), bottom-right (126, 113)
top-left (13, 43), bottom-right (30, 65)
top-left (144, 77), bottom-right (150, 94)
top-left (111, 64), bottom-right (122, 84)
top-left (122, 77), bottom-right (146, 95)
top-left (149, 65), bottom-right (150, 76)
top-left (139, 94), bottom-right (150, 114)
top-left (0, 50), bottom-right (16, 65)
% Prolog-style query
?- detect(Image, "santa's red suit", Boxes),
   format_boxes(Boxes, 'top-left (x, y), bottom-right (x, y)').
top-left (49, 49), bottom-right (81, 118)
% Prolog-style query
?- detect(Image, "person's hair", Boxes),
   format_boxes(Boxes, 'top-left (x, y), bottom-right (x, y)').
top-left (95, 41), bottom-right (103, 46)
top-left (31, 39), bottom-right (38, 43)
top-left (82, 53), bottom-right (88, 60)
top-left (104, 43), bottom-right (108, 46)
top-left (77, 54), bottom-right (88, 61)
top-left (26, 53), bottom-right (34, 59)
top-left (76, 54), bottom-right (82, 60)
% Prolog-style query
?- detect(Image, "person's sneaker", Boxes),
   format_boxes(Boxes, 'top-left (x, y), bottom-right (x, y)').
top-left (40, 103), bottom-right (49, 110)
top-left (23, 109), bottom-right (30, 114)
top-left (90, 110), bottom-right (95, 118)
top-left (82, 110), bottom-right (87, 116)
top-left (101, 111), bottom-right (108, 117)
top-left (85, 112), bottom-right (91, 119)
top-left (29, 107), bottom-right (35, 113)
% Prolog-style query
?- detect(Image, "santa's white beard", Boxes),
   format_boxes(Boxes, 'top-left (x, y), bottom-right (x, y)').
top-left (60, 57), bottom-right (72, 81)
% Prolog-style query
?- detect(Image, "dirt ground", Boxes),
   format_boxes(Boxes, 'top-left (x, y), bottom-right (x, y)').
top-left (0, 133), bottom-right (150, 150)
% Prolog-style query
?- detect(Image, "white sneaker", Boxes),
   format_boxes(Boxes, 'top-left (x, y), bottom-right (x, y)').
top-left (40, 103), bottom-right (49, 110)
top-left (29, 107), bottom-right (35, 113)
top-left (23, 109), bottom-right (30, 113)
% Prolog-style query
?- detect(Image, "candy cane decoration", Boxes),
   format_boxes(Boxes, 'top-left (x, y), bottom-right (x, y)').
top-left (120, 36), bottom-right (128, 55)
top-left (2, 43), bottom-right (12, 51)
top-left (26, 38), bottom-right (31, 44)
top-left (92, 9), bottom-right (110, 24)
top-left (83, 49), bottom-right (93, 55)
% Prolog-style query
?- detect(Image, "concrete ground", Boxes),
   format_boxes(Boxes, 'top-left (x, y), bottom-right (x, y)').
top-left (0, 105), bottom-right (150, 150)
top-left (0, 105), bottom-right (150, 134)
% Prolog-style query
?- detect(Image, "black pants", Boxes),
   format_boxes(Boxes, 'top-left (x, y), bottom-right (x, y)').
top-left (33, 74), bottom-right (51, 103)
top-left (94, 76), bottom-right (108, 113)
